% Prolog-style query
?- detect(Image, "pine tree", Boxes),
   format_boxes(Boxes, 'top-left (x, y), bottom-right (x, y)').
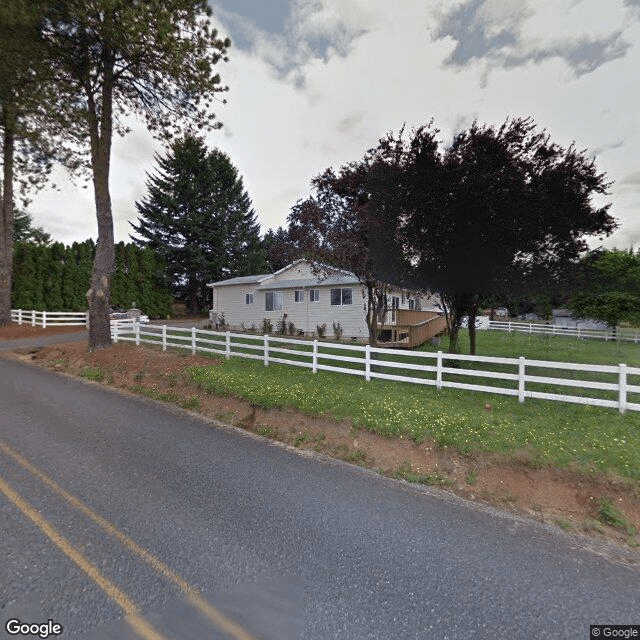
top-left (131, 135), bottom-right (266, 313)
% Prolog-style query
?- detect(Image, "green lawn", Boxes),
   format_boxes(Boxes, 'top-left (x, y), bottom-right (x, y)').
top-left (419, 329), bottom-right (640, 366)
top-left (184, 329), bottom-right (640, 480)
top-left (121, 326), bottom-right (640, 480)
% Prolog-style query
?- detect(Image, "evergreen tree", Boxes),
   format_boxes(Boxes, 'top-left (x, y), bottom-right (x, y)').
top-left (11, 238), bottom-right (171, 314)
top-left (72, 240), bottom-right (94, 310)
top-left (13, 210), bottom-right (52, 246)
top-left (31, 243), bottom-right (46, 310)
top-left (61, 244), bottom-right (79, 310)
top-left (131, 135), bottom-right (266, 313)
top-left (123, 243), bottom-right (140, 310)
top-left (41, 0), bottom-right (230, 349)
top-left (11, 241), bottom-right (35, 309)
top-left (44, 242), bottom-right (64, 310)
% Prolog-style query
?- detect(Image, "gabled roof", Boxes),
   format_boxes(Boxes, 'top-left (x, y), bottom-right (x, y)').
top-left (207, 274), bottom-right (273, 288)
top-left (258, 274), bottom-right (359, 290)
top-left (207, 259), bottom-right (359, 289)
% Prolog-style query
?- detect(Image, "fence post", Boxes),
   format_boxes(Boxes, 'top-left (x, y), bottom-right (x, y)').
top-left (42, 311), bottom-right (47, 329)
top-left (113, 321), bottom-right (118, 343)
top-left (436, 351), bottom-right (443, 390)
top-left (162, 325), bottom-right (167, 351)
top-left (312, 339), bottom-right (318, 373)
top-left (18, 309), bottom-right (22, 325)
top-left (577, 327), bottom-right (581, 340)
top-left (31, 310), bottom-right (36, 327)
top-left (263, 334), bottom-right (269, 366)
top-left (529, 323), bottom-right (532, 334)
top-left (365, 344), bottom-right (371, 382)
top-left (189, 327), bottom-right (196, 355)
top-left (508, 321), bottom-right (512, 333)
top-left (135, 321), bottom-right (140, 346)
top-left (85, 312), bottom-right (89, 329)
top-left (618, 364), bottom-right (627, 415)
top-left (518, 357), bottom-right (526, 403)
top-left (225, 330), bottom-right (230, 359)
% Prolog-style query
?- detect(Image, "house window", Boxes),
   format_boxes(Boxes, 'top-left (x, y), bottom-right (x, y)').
top-left (391, 296), bottom-right (400, 309)
top-left (310, 289), bottom-right (320, 302)
top-left (330, 288), bottom-right (352, 305)
top-left (408, 298), bottom-right (415, 310)
top-left (265, 291), bottom-right (283, 311)
top-left (294, 290), bottom-right (304, 303)
top-left (245, 293), bottom-right (254, 305)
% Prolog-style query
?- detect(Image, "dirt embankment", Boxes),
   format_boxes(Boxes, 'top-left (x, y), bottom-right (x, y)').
top-left (2, 323), bottom-right (639, 554)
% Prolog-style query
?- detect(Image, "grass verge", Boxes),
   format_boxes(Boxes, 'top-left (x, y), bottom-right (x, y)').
top-left (186, 357), bottom-right (640, 480)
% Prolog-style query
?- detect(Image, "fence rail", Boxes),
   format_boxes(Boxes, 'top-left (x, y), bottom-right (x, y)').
top-left (11, 309), bottom-right (149, 329)
top-left (112, 323), bottom-right (640, 414)
top-left (11, 309), bottom-right (88, 328)
top-left (488, 320), bottom-right (640, 343)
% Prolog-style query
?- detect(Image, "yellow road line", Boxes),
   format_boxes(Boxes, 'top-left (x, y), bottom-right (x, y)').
top-left (0, 440), bottom-right (257, 640)
top-left (0, 475), bottom-right (165, 640)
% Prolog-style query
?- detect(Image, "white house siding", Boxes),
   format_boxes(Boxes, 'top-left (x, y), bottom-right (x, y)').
top-left (271, 261), bottom-right (318, 282)
top-left (212, 282), bottom-right (368, 337)
top-left (208, 260), bottom-right (441, 339)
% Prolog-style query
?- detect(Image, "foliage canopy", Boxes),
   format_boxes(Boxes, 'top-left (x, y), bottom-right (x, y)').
top-left (570, 249), bottom-right (640, 329)
top-left (40, 0), bottom-right (230, 347)
top-left (131, 135), bottom-right (265, 312)
top-left (307, 117), bottom-right (616, 353)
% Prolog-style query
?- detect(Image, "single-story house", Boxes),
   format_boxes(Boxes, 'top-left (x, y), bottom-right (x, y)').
top-left (207, 260), bottom-right (445, 344)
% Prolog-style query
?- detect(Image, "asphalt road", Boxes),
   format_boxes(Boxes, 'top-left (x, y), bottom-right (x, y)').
top-left (0, 355), bottom-right (639, 639)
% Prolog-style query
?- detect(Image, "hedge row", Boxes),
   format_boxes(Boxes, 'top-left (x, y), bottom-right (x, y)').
top-left (12, 240), bottom-right (172, 318)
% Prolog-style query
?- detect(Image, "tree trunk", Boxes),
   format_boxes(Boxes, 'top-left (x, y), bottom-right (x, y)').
top-left (189, 278), bottom-right (199, 315)
top-left (446, 294), bottom-right (466, 354)
top-left (86, 160), bottom-right (114, 350)
top-left (365, 282), bottom-right (378, 346)
top-left (85, 63), bottom-right (115, 350)
top-left (467, 294), bottom-right (480, 355)
top-left (0, 105), bottom-right (15, 327)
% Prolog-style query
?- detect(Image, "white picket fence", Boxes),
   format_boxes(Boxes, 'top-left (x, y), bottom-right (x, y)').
top-left (112, 323), bottom-right (640, 414)
top-left (488, 320), bottom-right (640, 343)
top-left (11, 309), bottom-right (88, 328)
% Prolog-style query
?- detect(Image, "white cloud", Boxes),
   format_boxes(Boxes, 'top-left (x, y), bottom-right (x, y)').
top-left (26, 0), bottom-right (640, 253)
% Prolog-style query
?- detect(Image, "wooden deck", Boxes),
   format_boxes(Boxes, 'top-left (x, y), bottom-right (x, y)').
top-left (378, 310), bottom-right (447, 348)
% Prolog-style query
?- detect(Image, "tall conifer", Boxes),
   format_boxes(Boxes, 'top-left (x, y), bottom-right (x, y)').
top-left (132, 135), bottom-right (266, 313)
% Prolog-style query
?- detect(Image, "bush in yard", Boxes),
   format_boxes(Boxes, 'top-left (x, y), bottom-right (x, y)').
top-left (276, 317), bottom-right (287, 334)
top-left (262, 318), bottom-right (273, 334)
top-left (333, 321), bottom-right (343, 340)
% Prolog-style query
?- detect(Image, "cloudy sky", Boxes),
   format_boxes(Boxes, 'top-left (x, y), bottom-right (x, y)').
top-left (30, 0), bottom-right (640, 250)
